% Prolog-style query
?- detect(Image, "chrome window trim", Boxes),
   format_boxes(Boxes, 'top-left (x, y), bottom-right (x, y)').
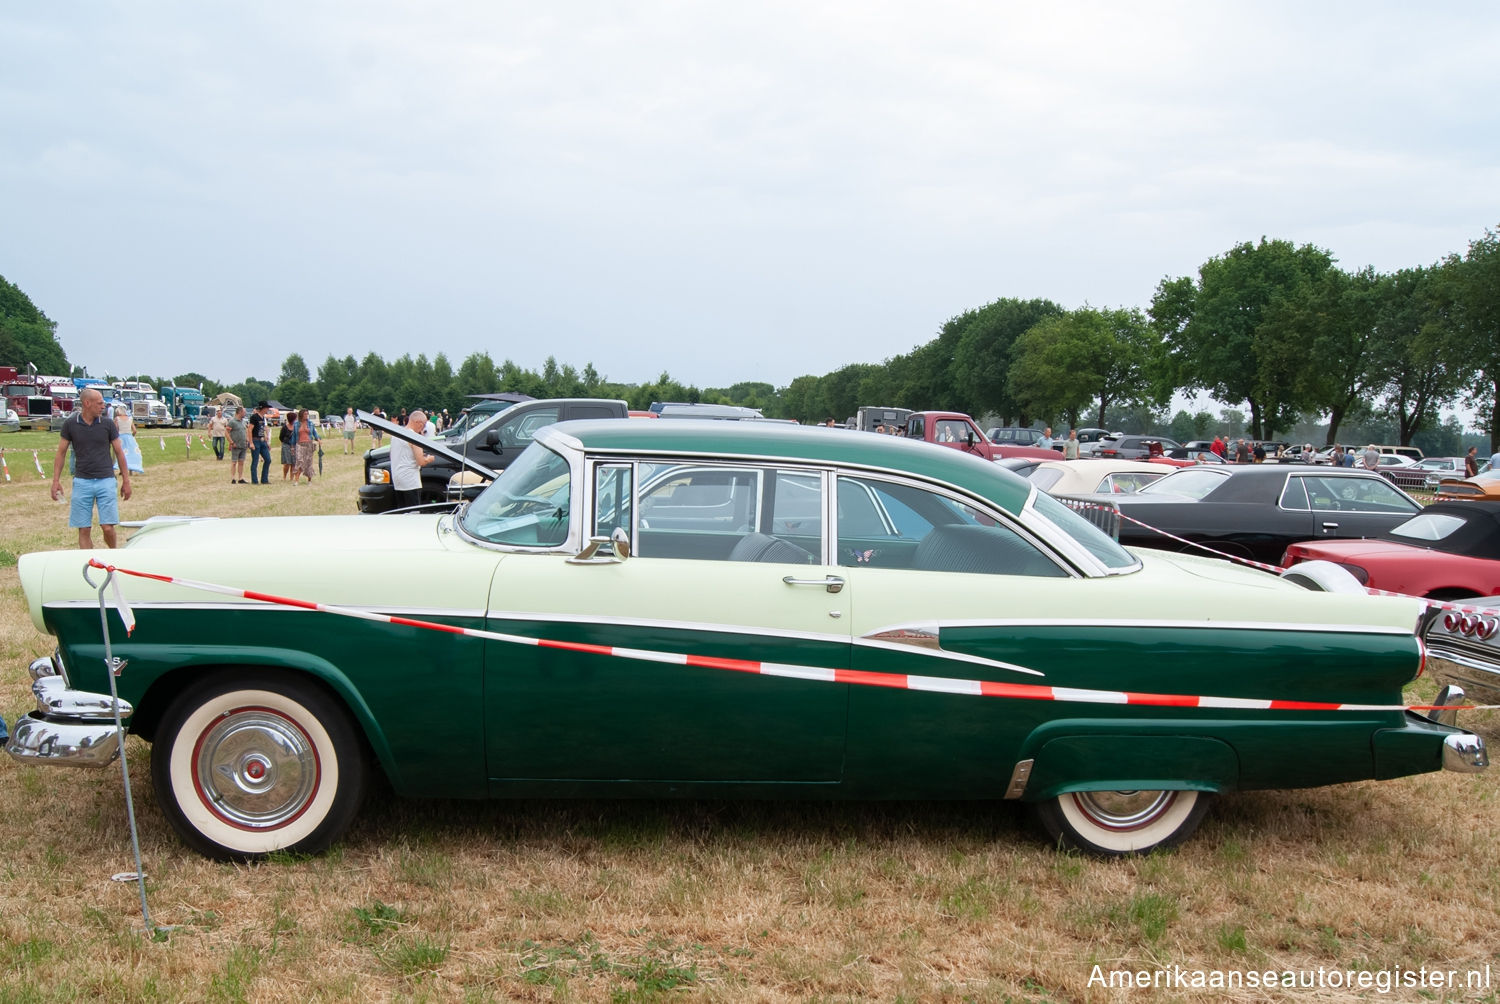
top-left (1020, 485), bottom-right (1139, 577)
top-left (1280, 471), bottom-right (1422, 516)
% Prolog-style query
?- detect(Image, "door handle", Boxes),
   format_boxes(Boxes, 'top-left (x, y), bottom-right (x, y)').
top-left (1321, 521), bottom-right (1340, 529)
top-left (783, 575), bottom-right (845, 594)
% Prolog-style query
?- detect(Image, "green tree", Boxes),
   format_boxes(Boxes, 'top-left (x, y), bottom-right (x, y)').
top-left (1368, 265), bottom-right (1462, 446)
top-left (1260, 266), bottom-right (1385, 444)
top-left (0, 273), bottom-right (68, 374)
top-left (1151, 238), bottom-right (1336, 439)
top-left (1008, 307), bottom-right (1164, 428)
top-left (951, 298), bottom-right (1066, 422)
top-left (1449, 227), bottom-right (1500, 448)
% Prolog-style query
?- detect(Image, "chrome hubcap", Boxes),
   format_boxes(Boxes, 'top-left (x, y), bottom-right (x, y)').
top-left (1072, 790), bottom-right (1175, 831)
top-left (195, 710), bottom-right (319, 829)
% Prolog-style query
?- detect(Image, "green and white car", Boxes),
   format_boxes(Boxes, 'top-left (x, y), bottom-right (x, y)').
top-left (7, 420), bottom-right (1488, 859)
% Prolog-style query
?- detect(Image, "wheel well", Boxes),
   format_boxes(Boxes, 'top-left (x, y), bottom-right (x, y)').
top-left (1425, 588), bottom-right (1480, 601)
top-left (131, 665), bottom-right (377, 777)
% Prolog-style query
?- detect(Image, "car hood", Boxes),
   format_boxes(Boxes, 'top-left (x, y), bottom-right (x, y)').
top-left (359, 409), bottom-right (499, 479)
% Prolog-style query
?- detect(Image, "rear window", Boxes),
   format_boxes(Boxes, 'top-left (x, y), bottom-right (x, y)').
top-left (1391, 512), bottom-right (1468, 542)
top-left (1139, 468), bottom-right (1226, 500)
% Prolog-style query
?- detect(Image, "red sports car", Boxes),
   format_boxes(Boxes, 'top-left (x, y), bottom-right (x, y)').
top-left (1281, 500), bottom-right (1500, 600)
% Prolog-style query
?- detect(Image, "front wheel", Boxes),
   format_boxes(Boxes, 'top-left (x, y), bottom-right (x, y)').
top-left (1034, 789), bottom-right (1211, 856)
top-left (150, 671), bottom-right (368, 860)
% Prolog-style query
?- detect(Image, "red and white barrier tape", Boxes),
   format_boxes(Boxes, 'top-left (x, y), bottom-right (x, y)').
top-left (83, 558), bottom-right (1494, 715)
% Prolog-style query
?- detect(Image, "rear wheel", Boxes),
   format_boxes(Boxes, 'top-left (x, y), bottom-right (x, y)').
top-left (150, 671), bottom-right (367, 860)
top-left (1035, 789), bottom-right (1211, 856)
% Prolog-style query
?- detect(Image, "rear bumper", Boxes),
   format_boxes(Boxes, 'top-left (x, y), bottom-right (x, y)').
top-left (5, 656), bottom-right (131, 768)
top-left (1426, 649), bottom-right (1500, 705)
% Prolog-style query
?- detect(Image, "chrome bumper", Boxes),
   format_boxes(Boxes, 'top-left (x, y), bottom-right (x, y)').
top-left (1426, 649), bottom-right (1500, 705)
top-left (5, 655), bottom-right (132, 769)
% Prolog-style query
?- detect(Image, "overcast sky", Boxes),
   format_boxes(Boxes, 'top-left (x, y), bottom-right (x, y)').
top-left (3, 2), bottom-right (1497, 393)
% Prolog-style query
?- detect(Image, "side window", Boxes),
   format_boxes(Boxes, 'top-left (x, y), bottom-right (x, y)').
top-left (835, 476), bottom-right (1064, 577)
top-left (935, 420), bottom-right (968, 443)
top-left (633, 465), bottom-right (821, 564)
top-left (907, 416), bottom-right (924, 440)
top-left (1280, 478), bottom-right (1310, 510)
top-left (593, 463), bottom-right (633, 541)
top-left (495, 406), bottom-right (561, 449)
top-left (1321, 476), bottom-right (1420, 512)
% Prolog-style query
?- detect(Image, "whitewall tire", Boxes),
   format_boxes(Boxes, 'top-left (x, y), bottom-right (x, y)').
top-left (1035, 789), bottom-right (1211, 856)
top-left (150, 671), bottom-right (367, 860)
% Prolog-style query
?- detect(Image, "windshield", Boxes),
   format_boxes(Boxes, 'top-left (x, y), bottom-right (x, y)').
top-left (459, 443), bottom-right (572, 546)
top-left (1138, 468), bottom-right (1227, 500)
top-left (1028, 491), bottom-right (1137, 571)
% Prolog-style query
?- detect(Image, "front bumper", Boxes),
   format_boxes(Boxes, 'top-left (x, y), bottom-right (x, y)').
top-left (5, 655), bottom-right (131, 768)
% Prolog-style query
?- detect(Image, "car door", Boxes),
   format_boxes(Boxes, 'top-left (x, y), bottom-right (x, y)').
top-left (827, 472), bottom-right (1079, 797)
top-left (1294, 473), bottom-right (1422, 540)
top-left (481, 457), bottom-right (851, 786)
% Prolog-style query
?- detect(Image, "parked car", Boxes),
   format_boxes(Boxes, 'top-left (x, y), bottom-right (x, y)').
top-left (1425, 595), bottom-right (1500, 703)
top-left (1434, 470), bottom-right (1500, 501)
top-left (1163, 447), bottom-right (1226, 464)
top-left (1025, 459), bottom-right (1170, 496)
top-left (357, 397), bottom-right (628, 513)
top-left (1380, 455), bottom-right (1460, 491)
top-left (1070, 464), bottom-right (1423, 565)
top-left (1093, 435), bottom-right (1183, 460)
top-left (987, 427), bottom-right (1060, 451)
top-left (8, 421), bottom-right (1486, 861)
top-left (1282, 500), bottom-right (1500, 600)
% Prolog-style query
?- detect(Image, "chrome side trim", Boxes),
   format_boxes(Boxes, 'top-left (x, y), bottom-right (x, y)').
top-left (1442, 733), bottom-right (1488, 773)
top-left (1004, 759), bottom-right (1034, 799)
top-left (7, 715), bottom-right (121, 767)
top-left (864, 626), bottom-right (940, 650)
top-left (904, 616), bottom-right (1414, 636)
top-left (41, 599), bottom-right (489, 619)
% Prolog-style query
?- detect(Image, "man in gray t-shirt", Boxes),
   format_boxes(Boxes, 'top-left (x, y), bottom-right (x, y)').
top-left (51, 387), bottom-right (132, 548)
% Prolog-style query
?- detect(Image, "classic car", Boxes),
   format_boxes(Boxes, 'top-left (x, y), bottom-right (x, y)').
top-left (1425, 596), bottom-right (1500, 704)
top-left (1434, 470), bottom-right (1500, 501)
top-left (1022, 459), bottom-right (1169, 495)
top-left (1069, 464), bottom-right (1424, 565)
top-left (1282, 501), bottom-right (1500, 600)
top-left (7, 422), bottom-right (1486, 862)
top-left (1092, 435), bottom-right (1182, 460)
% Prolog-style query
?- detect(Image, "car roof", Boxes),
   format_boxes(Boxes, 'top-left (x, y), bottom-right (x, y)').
top-left (543, 418), bottom-right (1034, 514)
top-left (1144, 462), bottom-right (1405, 501)
top-left (1383, 500), bottom-right (1500, 559)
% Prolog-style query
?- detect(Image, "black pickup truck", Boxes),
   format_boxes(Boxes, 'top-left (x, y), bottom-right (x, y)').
top-left (356, 397), bottom-right (628, 513)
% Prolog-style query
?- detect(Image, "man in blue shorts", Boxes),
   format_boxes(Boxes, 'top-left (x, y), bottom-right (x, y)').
top-left (50, 386), bottom-right (133, 548)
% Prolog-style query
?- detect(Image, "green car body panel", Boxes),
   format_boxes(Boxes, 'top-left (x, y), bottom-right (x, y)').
top-left (11, 419), bottom-right (1481, 855)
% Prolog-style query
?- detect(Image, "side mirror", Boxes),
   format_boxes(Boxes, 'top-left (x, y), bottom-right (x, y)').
top-left (485, 430), bottom-right (501, 448)
top-left (569, 525), bottom-right (632, 564)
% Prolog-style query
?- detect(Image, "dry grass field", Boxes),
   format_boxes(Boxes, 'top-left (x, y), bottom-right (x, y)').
top-left (1, 430), bottom-right (1497, 1002)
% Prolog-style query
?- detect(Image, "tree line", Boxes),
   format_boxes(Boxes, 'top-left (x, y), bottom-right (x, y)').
top-left (6, 224), bottom-right (1500, 448)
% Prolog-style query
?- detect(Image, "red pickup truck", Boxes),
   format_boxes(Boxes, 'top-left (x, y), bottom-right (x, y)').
top-left (904, 411), bottom-right (1057, 461)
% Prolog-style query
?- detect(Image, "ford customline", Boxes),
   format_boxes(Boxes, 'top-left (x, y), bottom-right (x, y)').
top-left (6, 420), bottom-right (1488, 860)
